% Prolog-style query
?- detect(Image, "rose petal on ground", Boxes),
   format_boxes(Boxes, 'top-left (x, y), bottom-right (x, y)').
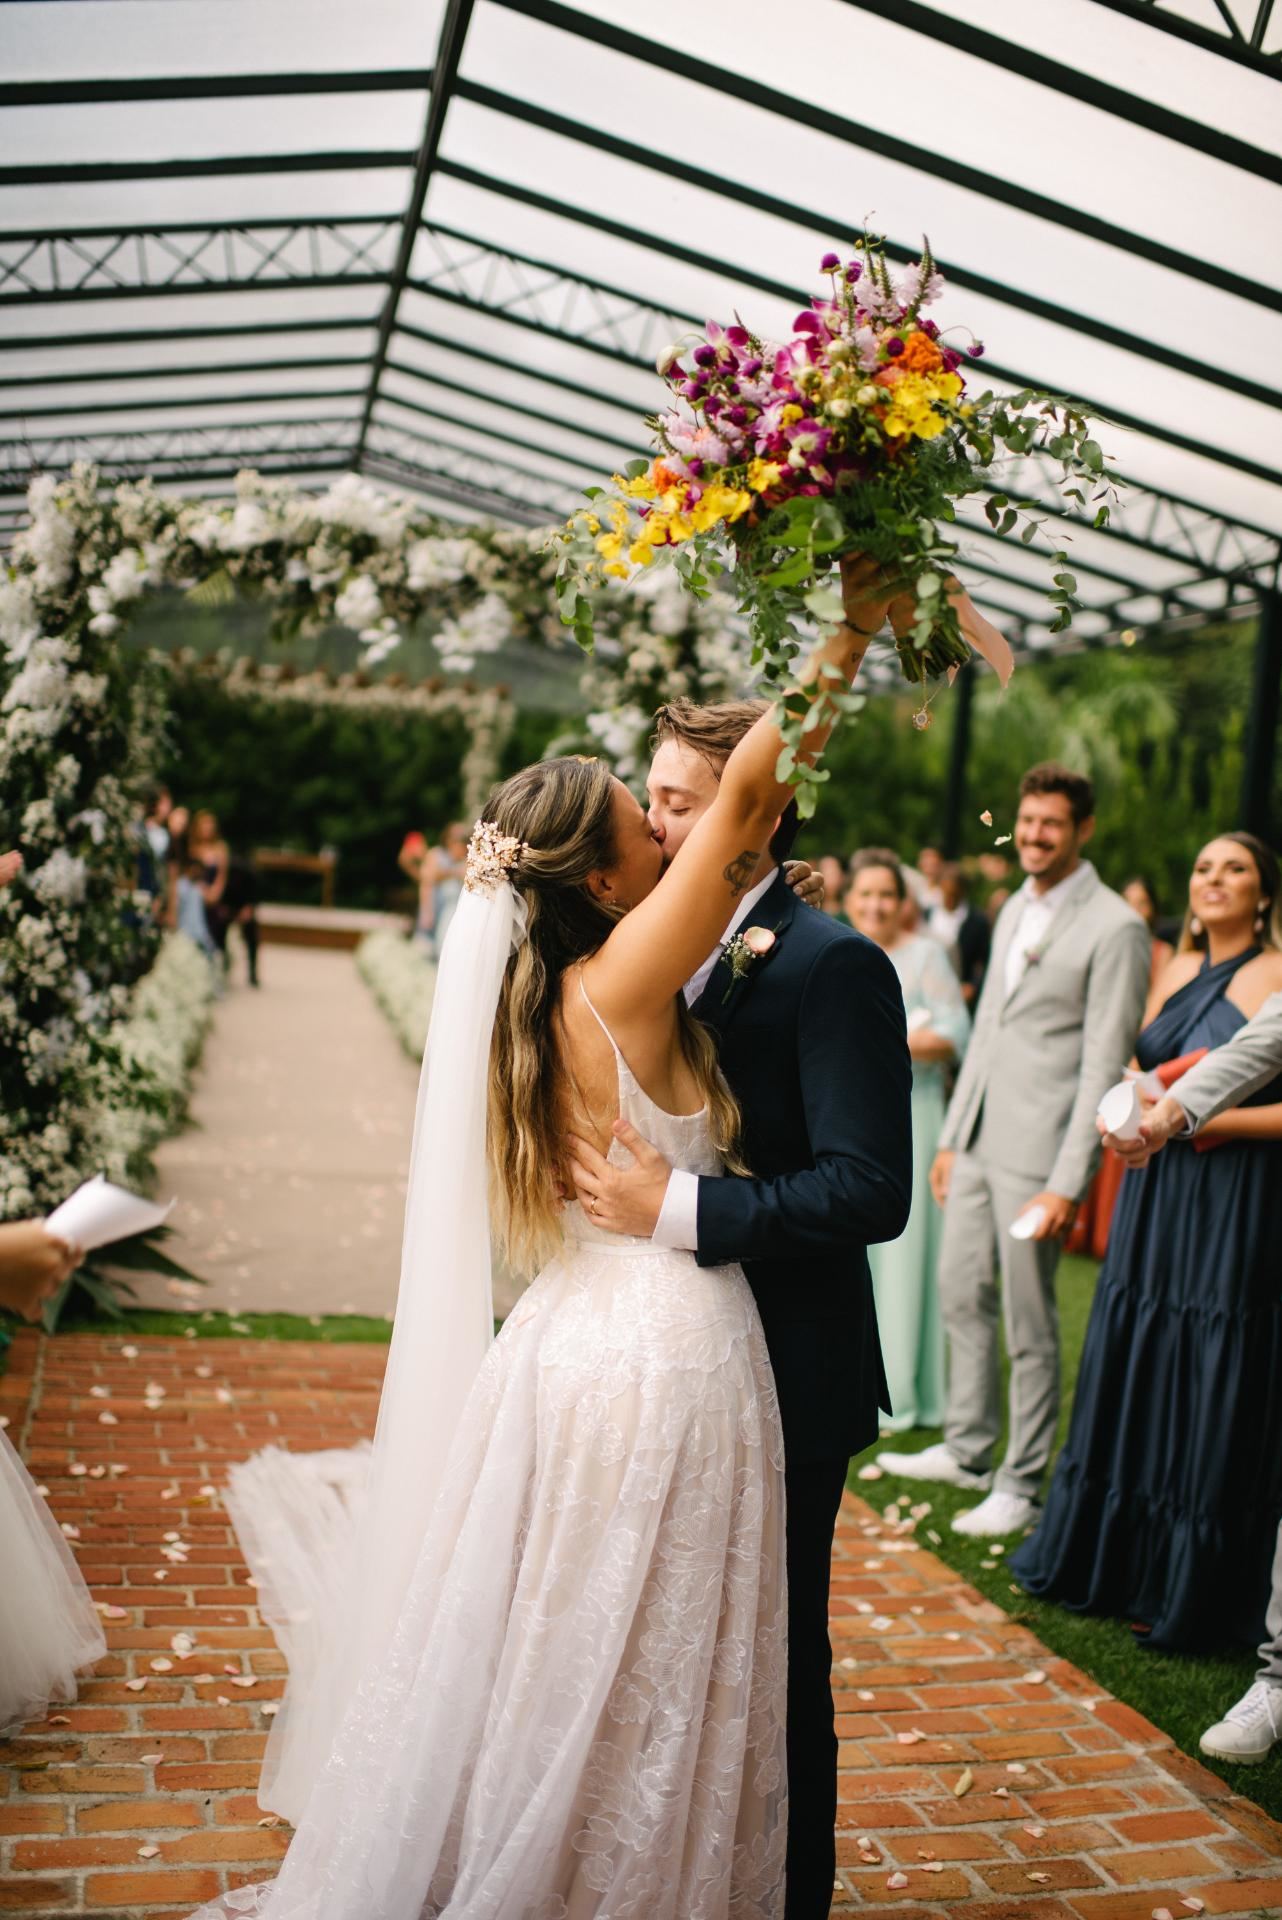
top-left (137, 1845), bottom-right (161, 1859)
top-left (1181, 1903), bottom-right (1205, 1915)
top-left (886, 1873), bottom-right (908, 1890)
top-left (98, 1412), bottom-right (117, 1426)
top-left (1024, 1668), bottom-right (1046, 1684)
top-left (953, 1767), bottom-right (974, 1797)
top-left (1029, 1872), bottom-right (1050, 1883)
top-left (69, 1464), bottom-right (87, 1477)
top-left (856, 1464), bottom-right (883, 1480)
top-left (1006, 1762), bottom-right (1027, 1774)
top-left (125, 1679), bottom-right (147, 1692)
top-left (1152, 1909), bottom-right (1174, 1920)
top-left (149, 1658), bottom-right (173, 1672)
top-left (994, 1787), bottom-right (1010, 1798)
top-left (856, 1689), bottom-right (875, 1702)
top-left (896, 1730), bottom-right (924, 1745)
top-left (120, 1345), bottom-right (139, 1359)
top-left (1024, 1824), bottom-right (1046, 1838)
top-left (261, 1702), bottom-right (281, 1715)
top-left (869, 1615), bottom-right (894, 1631)
top-left (140, 1753), bottom-right (163, 1764)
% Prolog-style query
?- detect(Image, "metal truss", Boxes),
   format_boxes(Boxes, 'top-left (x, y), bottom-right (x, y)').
top-left (362, 419), bottom-right (574, 523)
top-left (0, 419), bottom-right (358, 488)
top-left (0, 219), bottom-right (400, 305)
top-left (1088, 0), bottom-right (1280, 70)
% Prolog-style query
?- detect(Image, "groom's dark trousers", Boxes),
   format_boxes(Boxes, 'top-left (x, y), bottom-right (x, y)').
top-left (690, 874), bottom-right (912, 1918)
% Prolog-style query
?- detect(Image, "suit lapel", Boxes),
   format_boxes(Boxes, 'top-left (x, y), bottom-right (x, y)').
top-left (692, 872), bottom-right (798, 1037)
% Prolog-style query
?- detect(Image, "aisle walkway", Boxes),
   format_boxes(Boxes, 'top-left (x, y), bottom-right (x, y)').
top-left (133, 946), bottom-right (421, 1320)
top-left (4, 1329), bottom-right (1280, 1919)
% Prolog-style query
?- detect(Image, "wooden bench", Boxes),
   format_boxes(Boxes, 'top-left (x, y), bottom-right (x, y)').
top-left (252, 847), bottom-right (338, 908)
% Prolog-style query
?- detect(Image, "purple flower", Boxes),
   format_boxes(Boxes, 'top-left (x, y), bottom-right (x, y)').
top-left (726, 405), bottom-right (748, 426)
top-left (846, 262), bottom-right (862, 283)
top-left (941, 348), bottom-right (962, 371)
top-left (687, 458), bottom-right (704, 476)
top-left (693, 344), bottom-right (717, 367)
top-left (793, 310), bottom-right (822, 335)
top-left (820, 251), bottom-right (840, 272)
top-left (725, 324), bottom-right (750, 349)
top-left (885, 336), bottom-right (905, 358)
top-left (703, 393), bottom-right (723, 417)
top-left (740, 356), bottom-right (762, 377)
top-left (967, 342), bottom-right (985, 359)
top-left (922, 318), bottom-right (940, 340)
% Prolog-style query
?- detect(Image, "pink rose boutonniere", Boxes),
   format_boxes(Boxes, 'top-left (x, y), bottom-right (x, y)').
top-left (721, 923), bottom-right (779, 1003)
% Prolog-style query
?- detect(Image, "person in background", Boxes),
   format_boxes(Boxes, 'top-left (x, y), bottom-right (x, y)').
top-left (416, 821), bottom-right (470, 958)
top-left (1012, 832), bottom-right (1282, 1652)
top-left (187, 809), bottom-right (259, 986)
top-left (879, 763), bottom-right (1151, 1536)
top-left (0, 849), bottom-right (22, 889)
top-left (0, 1221), bottom-right (82, 1324)
top-left (1122, 875), bottom-right (1175, 987)
top-left (846, 848), bottom-right (969, 1430)
top-left (1069, 874), bottom-right (1175, 1257)
top-left (816, 855), bottom-right (847, 917)
top-left (132, 785), bottom-right (171, 913)
top-left (929, 861), bottom-right (992, 1005)
top-left (142, 785), bottom-right (172, 864)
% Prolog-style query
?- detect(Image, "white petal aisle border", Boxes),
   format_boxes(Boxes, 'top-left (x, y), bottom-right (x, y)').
top-left (355, 927), bottom-right (435, 1062)
top-left (1, 465), bottom-right (741, 1239)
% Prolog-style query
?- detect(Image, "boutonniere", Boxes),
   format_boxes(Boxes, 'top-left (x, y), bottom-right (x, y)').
top-left (1024, 945), bottom-right (1044, 969)
top-left (721, 923), bottom-right (780, 1004)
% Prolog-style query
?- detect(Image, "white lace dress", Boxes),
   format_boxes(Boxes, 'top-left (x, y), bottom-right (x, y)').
top-left (0, 1426), bottom-right (106, 1732)
top-left (194, 995), bottom-right (788, 1920)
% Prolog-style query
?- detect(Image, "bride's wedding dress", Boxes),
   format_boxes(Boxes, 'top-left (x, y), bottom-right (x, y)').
top-left (196, 979), bottom-right (787, 1919)
top-left (0, 1426), bottom-right (106, 1732)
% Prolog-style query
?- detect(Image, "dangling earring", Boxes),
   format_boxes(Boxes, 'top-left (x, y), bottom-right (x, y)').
top-left (1189, 915), bottom-right (1203, 937)
top-left (1257, 900), bottom-right (1271, 933)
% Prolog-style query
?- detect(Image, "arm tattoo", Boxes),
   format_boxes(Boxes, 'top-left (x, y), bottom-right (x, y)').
top-left (723, 849), bottom-right (757, 898)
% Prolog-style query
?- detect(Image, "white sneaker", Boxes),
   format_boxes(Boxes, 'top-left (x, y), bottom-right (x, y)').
top-left (951, 1490), bottom-right (1040, 1537)
top-left (1200, 1680), bottom-right (1282, 1764)
top-left (875, 1442), bottom-right (993, 1491)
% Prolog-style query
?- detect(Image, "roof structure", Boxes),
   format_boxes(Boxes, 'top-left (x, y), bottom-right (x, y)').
top-left (2, 0), bottom-right (1280, 698)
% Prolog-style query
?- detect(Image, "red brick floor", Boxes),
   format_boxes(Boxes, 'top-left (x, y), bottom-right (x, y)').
top-left (3, 1329), bottom-right (1280, 1919)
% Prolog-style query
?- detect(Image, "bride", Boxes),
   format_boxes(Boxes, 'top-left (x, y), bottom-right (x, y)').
top-left (191, 558), bottom-right (891, 1920)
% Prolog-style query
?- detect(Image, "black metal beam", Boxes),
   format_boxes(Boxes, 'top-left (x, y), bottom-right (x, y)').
top-left (0, 455), bottom-right (356, 494)
top-left (0, 70), bottom-right (432, 108)
top-left (1087, 0), bottom-right (1280, 73)
top-left (0, 353), bottom-right (369, 392)
top-left (374, 393), bottom-right (605, 484)
top-left (460, 41), bottom-right (1268, 311)
top-left (355, 0), bottom-right (477, 464)
top-left (3, 387), bottom-right (368, 424)
top-left (0, 316), bottom-right (375, 355)
top-left (379, 375), bottom-right (638, 464)
top-left (833, 0), bottom-right (1282, 180)
top-left (360, 450), bottom-right (551, 527)
top-left (1240, 589), bottom-right (1282, 839)
top-left (434, 161), bottom-right (1282, 415)
top-left (0, 151), bottom-right (414, 188)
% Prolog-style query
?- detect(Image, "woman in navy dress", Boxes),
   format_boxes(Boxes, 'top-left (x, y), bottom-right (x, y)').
top-left (1013, 833), bottom-right (1282, 1651)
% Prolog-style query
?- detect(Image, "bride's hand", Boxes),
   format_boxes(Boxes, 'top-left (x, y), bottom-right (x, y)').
top-left (839, 551), bottom-right (896, 639)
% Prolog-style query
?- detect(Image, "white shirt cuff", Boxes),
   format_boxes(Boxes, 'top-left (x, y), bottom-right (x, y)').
top-left (651, 1169), bottom-right (700, 1251)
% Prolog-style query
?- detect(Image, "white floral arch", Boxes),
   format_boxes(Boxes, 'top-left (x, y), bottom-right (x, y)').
top-left (0, 464), bottom-right (742, 1226)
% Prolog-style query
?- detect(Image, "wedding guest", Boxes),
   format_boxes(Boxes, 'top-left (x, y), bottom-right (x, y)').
top-left (846, 848), bottom-right (969, 1429)
top-left (1012, 833), bottom-right (1282, 1649)
top-left (0, 1220), bottom-right (82, 1323)
top-left (415, 821), bottom-right (469, 957)
top-left (1071, 878), bottom-right (1172, 1258)
top-left (1100, 990), bottom-right (1282, 1762)
top-left (879, 764), bottom-right (1150, 1535)
top-left (907, 844), bottom-right (945, 914)
top-left (189, 809), bottom-right (231, 950)
top-left (0, 850), bottom-right (21, 889)
top-left (816, 854), bottom-right (847, 916)
top-left (929, 861), bottom-right (991, 1005)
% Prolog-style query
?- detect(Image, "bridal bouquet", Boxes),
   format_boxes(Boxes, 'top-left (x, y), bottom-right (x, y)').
top-left (555, 237), bottom-right (1117, 808)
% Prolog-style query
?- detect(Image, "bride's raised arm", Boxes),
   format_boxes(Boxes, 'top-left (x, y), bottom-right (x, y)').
top-left (586, 553), bottom-right (893, 1022)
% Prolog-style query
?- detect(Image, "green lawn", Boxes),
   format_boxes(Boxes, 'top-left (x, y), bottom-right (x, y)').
top-left (850, 1252), bottom-right (1282, 1821)
top-left (7, 1257), bottom-right (1279, 1821)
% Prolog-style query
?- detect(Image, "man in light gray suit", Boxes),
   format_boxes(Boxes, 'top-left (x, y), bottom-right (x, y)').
top-left (879, 763), bottom-right (1150, 1536)
top-left (1099, 991), bottom-right (1282, 1765)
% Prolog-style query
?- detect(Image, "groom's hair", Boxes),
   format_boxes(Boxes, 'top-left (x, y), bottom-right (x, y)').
top-left (652, 698), bottom-right (801, 862)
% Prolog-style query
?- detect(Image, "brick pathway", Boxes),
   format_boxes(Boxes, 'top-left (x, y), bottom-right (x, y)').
top-left (3, 1329), bottom-right (1280, 1919)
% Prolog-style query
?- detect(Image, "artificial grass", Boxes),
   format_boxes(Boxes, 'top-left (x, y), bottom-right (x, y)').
top-left (0, 1305), bottom-right (395, 1353)
top-left (850, 1252), bottom-right (1282, 1822)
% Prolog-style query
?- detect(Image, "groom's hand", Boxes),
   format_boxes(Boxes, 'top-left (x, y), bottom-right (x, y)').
top-left (567, 1121), bottom-right (673, 1238)
top-left (783, 859), bottom-right (825, 909)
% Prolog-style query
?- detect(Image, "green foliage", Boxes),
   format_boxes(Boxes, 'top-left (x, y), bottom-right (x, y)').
top-left (164, 681), bottom-right (477, 909)
top-left (798, 620), bottom-right (1273, 907)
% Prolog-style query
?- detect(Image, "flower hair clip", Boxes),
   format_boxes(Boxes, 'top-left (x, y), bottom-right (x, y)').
top-left (464, 819), bottom-right (528, 895)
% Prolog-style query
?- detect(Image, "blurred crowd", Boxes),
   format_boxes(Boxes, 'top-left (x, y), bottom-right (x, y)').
top-left (135, 785), bottom-right (260, 992)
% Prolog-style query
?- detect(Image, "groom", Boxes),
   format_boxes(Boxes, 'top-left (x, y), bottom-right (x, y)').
top-left (570, 698), bottom-right (912, 1916)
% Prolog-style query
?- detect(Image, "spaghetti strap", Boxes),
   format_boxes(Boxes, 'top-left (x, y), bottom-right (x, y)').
top-left (577, 967), bottom-right (627, 1065)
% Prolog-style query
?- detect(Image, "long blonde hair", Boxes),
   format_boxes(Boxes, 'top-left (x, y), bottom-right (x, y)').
top-left (484, 757), bottom-right (743, 1271)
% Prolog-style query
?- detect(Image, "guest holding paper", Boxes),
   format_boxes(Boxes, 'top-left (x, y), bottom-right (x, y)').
top-left (846, 848), bottom-right (969, 1429)
top-left (0, 1220), bottom-right (105, 1732)
top-left (878, 765), bottom-right (1150, 1536)
top-left (1013, 833), bottom-right (1282, 1651)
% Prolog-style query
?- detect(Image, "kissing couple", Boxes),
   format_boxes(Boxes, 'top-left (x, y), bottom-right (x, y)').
top-left (190, 554), bottom-right (913, 1920)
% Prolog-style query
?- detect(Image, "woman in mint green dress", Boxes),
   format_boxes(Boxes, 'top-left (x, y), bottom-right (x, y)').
top-left (846, 850), bottom-right (971, 1430)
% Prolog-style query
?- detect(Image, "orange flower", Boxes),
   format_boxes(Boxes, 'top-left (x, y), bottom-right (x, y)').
top-left (898, 330), bottom-right (944, 374)
top-left (651, 460), bottom-right (685, 492)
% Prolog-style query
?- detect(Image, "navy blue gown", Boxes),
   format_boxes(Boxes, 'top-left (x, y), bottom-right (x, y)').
top-left (1012, 949), bottom-right (1282, 1651)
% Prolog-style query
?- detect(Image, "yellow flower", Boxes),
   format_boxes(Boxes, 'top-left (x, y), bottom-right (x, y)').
top-left (691, 485), bottom-right (753, 532)
top-left (628, 538), bottom-right (657, 566)
top-left (618, 470), bottom-right (658, 501)
top-left (779, 404), bottom-right (804, 427)
top-left (595, 530), bottom-right (624, 561)
top-left (604, 561), bottom-right (630, 579)
top-left (747, 457), bottom-right (784, 494)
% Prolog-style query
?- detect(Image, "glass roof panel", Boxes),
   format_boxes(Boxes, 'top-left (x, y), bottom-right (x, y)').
top-left (0, 94), bottom-right (427, 168)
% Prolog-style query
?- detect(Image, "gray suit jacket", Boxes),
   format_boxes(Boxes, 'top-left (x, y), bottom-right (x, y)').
top-left (938, 863), bottom-right (1150, 1199)
top-left (1169, 990), bottom-right (1282, 1128)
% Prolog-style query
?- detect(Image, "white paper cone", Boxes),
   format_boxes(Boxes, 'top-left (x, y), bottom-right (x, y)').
top-left (1009, 1204), bottom-right (1047, 1242)
top-left (45, 1175), bottom-right (174, 1253)
top-left (1097, 1079), bottom-right (1143, 1143)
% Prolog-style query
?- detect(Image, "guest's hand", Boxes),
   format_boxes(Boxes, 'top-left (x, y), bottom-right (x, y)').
top-left (783, 860), bottom-right (824, 909)
top-left (0, 1223), bottom-right (84, 1322)
top-left (929, 1149), bottom-right (955, 1208)
top-left (568, 1122), bottom-right (673, 1238)
top-left (1098, 1094), bottom-right (1187, 1169)
top-left (1021, 1191), bottom-right (1076, 1242)
top-left (0, 849), bottom-right (22, 890)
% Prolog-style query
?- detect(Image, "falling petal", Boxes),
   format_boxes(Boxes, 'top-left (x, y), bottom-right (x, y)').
top-left (953, 1767), bottom-right (974, 1798)
top-left (980, 810), bottom-right (993, 826)
top-left (995, 833), bottom-right (1012, 846)
top-left (857, 1464), bottom-right (884, 1480)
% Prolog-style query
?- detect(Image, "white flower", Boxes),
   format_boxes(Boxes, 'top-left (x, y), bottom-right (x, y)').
top-left (89, 611), bottom-right (121, 637)
top-left (434, 592), bottom-right (512, 673)
top-left (315, 474), bottom-right (411, 549)
top-left (21, 798), bottom-right (58, 842)
top-left (102, 547), bottom-right (147, 605)
top-left (30, 849), bottom-right (88, 906)
top-left (0, 577), bottom-right (41, 664)
top-left (220, 501), bottom-right (271, 552)
top-left (70, 807), bottom-right (108, 845)
top-left (334, 572), bottom-right (383, 633)
top-left (187, 511), bottom-right (226, 551)
top-left (853, 326), bottom-right (881, 372)
top-left (895, 261), bottom-right (945, 311)
top-left (14, 477), bottom-right (76, 593)
top-left (586, 704), bottom-right (648, 773)
top-left (406, 536), bottom-right (479, 591)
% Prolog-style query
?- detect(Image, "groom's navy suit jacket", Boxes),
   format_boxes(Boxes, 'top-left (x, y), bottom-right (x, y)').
top-left (691, 872), bottom-right (912, 1464)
